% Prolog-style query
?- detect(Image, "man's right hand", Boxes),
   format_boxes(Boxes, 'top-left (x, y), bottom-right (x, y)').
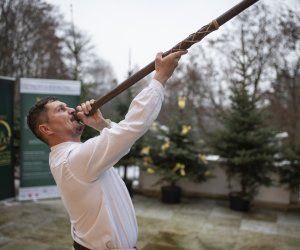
top-left (154, 50), bottom-right (188, 85)
top-left (76, 99), bottom-right (110, 132)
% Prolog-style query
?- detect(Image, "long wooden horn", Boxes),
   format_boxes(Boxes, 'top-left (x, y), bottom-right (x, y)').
top-left (77, 0), bottom-right (259, 118)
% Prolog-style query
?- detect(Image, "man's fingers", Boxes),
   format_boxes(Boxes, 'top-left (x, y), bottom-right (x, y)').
top-left (80, 103), bottom-right (89, 115)
top-left (157, 50), bottom-right (188, 61)
top-left (76, 105), bottom-right (82, 112)
top-left (156, 52), bottom-right (163, 59)
top-left (85, 101), bottom-right (92, 112)
top-left (77, 100), bottom-right (96, 115)
top-left (155, 52), bottom-right (163, 65)
top-left (175, 50), bottom-right (188, 56)
top-left (173, 50), bottom-right (188, 61)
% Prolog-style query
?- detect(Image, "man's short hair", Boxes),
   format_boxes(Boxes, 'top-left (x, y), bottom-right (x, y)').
top-left (27, 96), bottom-right (58, 144)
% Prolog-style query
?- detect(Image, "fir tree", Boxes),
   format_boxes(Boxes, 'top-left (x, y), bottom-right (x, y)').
top-left (211, 82), bottom-right (277, 200)
top-left (142, 96), bottom-right (211, 187)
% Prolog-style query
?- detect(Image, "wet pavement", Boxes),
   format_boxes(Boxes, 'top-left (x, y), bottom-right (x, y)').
top-left (0, 195), bottom-right (300, 250)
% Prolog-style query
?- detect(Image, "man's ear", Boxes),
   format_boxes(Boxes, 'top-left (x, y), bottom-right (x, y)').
top-left (39, 124), bottom-right (54, 136)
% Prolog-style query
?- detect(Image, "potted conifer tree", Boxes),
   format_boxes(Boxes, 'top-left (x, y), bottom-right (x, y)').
top-left (211, 82), bottom-right (277, 211)
top-left (141, 96), bottom-right (211, 204)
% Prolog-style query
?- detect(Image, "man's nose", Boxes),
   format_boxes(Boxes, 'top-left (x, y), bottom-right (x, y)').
top-left (68, 107), bottom-right (75, 114)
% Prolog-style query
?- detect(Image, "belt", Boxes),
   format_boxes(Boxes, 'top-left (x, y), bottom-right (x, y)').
top-left (73, 241), bottom-right (90, 250)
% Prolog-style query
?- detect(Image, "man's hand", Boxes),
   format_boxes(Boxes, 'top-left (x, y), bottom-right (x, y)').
top-left (76, 99), bottom-right (110, 131)
top-left (154, 50), bottom-right (188, 85)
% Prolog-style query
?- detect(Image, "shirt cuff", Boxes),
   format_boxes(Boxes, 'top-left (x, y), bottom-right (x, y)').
top-left (150, 79), bottom-right (165, 99)
top-left (98, 119), bottom-right (112, 133)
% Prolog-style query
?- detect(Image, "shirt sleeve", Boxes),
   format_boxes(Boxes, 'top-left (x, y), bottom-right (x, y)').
top-left (68, 79), bottom-right (164, 182)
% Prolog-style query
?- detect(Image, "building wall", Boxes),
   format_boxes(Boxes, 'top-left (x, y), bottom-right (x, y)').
top-left (139, 166), bottom-right (291, 208)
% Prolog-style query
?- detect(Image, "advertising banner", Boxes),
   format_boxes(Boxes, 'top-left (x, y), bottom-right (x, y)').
top-left (0, 77), bottom-right (15, 200)
top-left (19, 78), bottom-right (81, 200)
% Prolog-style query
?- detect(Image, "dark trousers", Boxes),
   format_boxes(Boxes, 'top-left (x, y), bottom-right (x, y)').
top-left (73, 241), bottom-right (90, 250)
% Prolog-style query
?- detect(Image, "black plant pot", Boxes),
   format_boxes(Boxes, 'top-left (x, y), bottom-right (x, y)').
top-left (161, 185), bottom-right (181, 204)
top-left (229, 192), bottom-right (250, 212)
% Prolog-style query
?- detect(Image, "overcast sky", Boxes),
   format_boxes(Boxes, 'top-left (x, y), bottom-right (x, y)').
top-left (47, 0), bottom-right (298, 82)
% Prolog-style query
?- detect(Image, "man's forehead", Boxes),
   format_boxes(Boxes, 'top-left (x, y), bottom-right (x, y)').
top-left (46, 100), bottom-right (66, 109)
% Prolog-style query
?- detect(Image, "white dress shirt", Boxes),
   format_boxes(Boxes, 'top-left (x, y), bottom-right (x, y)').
top-left (49, 79), bottom-right (164, 250)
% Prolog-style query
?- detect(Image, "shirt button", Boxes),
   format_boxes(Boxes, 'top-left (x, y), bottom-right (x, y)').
top-left (105, 241), bottom-right (113, 249)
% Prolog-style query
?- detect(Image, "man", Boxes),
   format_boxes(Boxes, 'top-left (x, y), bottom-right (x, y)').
top-left (27, 50), bottom-right (187, 250)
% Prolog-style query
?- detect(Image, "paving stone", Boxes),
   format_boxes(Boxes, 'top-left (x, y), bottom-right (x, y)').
top-left (276, 234), bottom-right (300, 250)
top-left (198, 226), bottom-right (238, 250)
top-left (0, 222), bottom-right (35, 239)
top-left (0, 234), bottom-right (10, 248)
top-left (137, 207), bottom-right (174, 220)
top-left (240, 219), bottom-right (278, 235)
top-left (277, 212), bottom-right (300, 226)
top-left (210, 206), bottom-right (244, 220)
top-left (176, 202), bottom-right (212, 217)
top-left (142, 243), bottom-right (184, 250)
top-left (277, 223), bottom-right (300, 238)
top-left (243, 209), bottom-right (278, 223)
top-left (152, 230), bottom-right (186, 247)
top-left (165, 213), bottom-right (206, 233)
top-left (0, 240), bottom-right (48, 250)
top-left (205, 216), bottom-right (241, 230)
top-left (137, 217), bottom-right (166, 244)
top-left (236, 231), bottom-right (278, 250)
top-left (170, 232), bottom-right (203, 250)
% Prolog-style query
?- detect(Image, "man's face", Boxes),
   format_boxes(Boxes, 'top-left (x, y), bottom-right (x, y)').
top-left (45, 100), bottom-right (84, 140)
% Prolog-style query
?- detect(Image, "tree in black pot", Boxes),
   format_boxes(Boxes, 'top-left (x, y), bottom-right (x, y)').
top-left (207, 4), bottom-right (281, 211)
top-left (141, 96), bottom-right (211, 204)
top-left (211, 82), bottom-right (277, 211)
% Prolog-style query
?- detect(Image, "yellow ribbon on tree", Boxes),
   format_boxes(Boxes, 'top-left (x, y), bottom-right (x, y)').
top-left (161, 141), bottom-right (170, 152)
top-left (141, 146), bottom-right (151, 155)
top-left (178, 96), bottom-right (187, 110)
top-left (180, 125), bottom-right (192, 136)
top-left (173, 163), bottom-right (186, 176)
